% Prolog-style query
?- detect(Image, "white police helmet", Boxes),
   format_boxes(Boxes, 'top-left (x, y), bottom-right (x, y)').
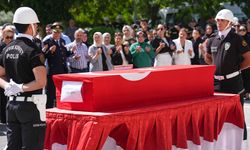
top-left (13, 7), bottom-right (39, 24)
top-left (215, 9), bottom-right (234, 23)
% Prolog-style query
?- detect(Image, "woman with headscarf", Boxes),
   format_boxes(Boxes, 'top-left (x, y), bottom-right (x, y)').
top-left (122, 25), bottom-right (134, 44)
top-left (88, 32), bottom-right (113, 72)
top-left (103, 32), bottom-right (114, 49)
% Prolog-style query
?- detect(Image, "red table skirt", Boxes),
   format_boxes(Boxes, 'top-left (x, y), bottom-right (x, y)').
top-left (44, 93), bottom-right (244, 150)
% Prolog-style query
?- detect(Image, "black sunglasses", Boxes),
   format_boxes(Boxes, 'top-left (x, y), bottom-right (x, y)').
top-left (157, 28), bottom-right (164, 31)
top-left (5, 36), bottom-right (14, 39)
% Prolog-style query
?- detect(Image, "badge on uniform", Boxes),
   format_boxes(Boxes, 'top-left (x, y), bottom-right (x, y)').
top-left (224, 42), bottom-right (231, 51)
top-left (242, 40), bottom-right (248, 47)
top-left (211, 46), bottom-right (217, 52)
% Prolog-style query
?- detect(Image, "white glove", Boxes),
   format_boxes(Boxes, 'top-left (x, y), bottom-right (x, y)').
top-left (4, 83), bottom-right (16, 96)
top-left (4, 83), bottom-right (12, 92)
top-left (4, 79), bottom-right (24, 96)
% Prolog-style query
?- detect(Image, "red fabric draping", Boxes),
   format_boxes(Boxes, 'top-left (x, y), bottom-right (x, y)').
top-left (44, 93), bottom-right (244, 150)
top-left (53, 65), bottom-right (215, 111)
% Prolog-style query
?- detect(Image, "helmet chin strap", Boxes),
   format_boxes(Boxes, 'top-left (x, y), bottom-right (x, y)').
top-left (31, 24), bottom-right (36, 37)
top-left (220, 21), bottom-right (232, 32)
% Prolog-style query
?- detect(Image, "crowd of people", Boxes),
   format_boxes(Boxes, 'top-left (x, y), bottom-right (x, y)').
top-left (0, 7), bottom-right (249, 149)
top-left (1, 8), bottom-right (250, 114)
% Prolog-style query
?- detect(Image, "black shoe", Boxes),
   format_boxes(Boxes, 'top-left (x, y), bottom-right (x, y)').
top-left (243, 124), bottom-right (247, 140)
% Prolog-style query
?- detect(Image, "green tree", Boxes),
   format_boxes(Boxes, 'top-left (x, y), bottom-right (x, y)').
top-left (1, 0), bottom-right (247, 29)
top-left (0, 11), bottom-right (13, 25)
top-left (69, 0), bottom-right (134, 27)
top-left (158, 0), bottom-right (243, 24)
top-left (1, 0), bottom-right (72, 25)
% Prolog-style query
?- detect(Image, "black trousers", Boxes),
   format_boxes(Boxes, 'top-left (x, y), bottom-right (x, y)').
top-left (0, 88), bottom-right (7, 123)
top-left (239, 93), bottom-right (248, 140)
top-left (242, 68), bottom-right (250, 92)
top-left (6, 101), bottom-right (46, 150)
top-left (46, 75), bottom-right (56, 108)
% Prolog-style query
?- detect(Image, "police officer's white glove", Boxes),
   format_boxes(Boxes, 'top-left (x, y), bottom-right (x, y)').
top-left (4, 82), bottom-right (16, 96)
top-left (4, 83), bottom-right (12, 92)
top-left (4, 79), bottom-right (24, 96)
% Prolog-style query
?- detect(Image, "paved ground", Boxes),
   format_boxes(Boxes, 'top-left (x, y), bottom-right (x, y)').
top-left (243, 100), bottom-right (250, 150)
top-left (0, 123), bottom-right (6, 149)
top-left (0, 100), bottom-right (250, 150)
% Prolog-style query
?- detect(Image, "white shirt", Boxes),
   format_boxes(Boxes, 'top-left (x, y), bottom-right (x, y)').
top-left (173, 38), bottom-right (194, 65)
top-left (218, 27), bottom-right (231, 39)
top-left (17, 33), bottom-right (33, 41)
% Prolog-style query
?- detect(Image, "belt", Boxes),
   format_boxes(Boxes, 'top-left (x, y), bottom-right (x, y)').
top-left (70, 67), bottom-right (87, 70)
top-left (214, 71), bottom-right (241, 81)
top-left (9, 96), bottom-right (33, 102)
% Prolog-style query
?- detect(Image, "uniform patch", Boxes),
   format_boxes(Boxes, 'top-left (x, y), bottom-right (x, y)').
top-left (39, 54), bottom-right (45, 64)
top-left (242, 40), bottom-right (248, 47)
top-left (224, 42), bottom-right (231, 51)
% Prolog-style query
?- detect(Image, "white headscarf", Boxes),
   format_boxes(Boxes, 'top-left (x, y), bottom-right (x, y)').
top-left (122, 25), bottom-right (133, 40)
top-left (93, 32), bottom-right (103, 47)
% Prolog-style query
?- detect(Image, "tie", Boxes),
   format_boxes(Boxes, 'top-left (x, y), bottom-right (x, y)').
top-left (221, 35), bottom-right (224, 40)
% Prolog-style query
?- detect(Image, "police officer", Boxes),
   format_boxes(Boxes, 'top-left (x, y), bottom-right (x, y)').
top-left (205, 9), bottom-right (250, 140)
top-left (43, 23), bottom-right (71, 108)
top-left (0, 7), bottom-right (47, 149)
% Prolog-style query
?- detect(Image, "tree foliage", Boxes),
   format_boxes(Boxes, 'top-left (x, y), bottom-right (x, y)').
top-left (69, 0), bottom-right (134, 27)
top-left (1, 0), bottom-right (72, 25)
top-left (0, 11), bottom-right (13, 25)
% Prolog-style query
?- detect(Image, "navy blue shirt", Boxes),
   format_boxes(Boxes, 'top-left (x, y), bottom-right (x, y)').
top-left (0, 37), bottom-right (44, 96)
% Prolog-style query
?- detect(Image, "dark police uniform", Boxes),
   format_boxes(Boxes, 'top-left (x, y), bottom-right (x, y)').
top-left (43, 37), bottom-right (71, 108)
top-left (0, 36), bottom-right (46, 149)
top-left (241, 34), bottom-right (250, 99)
top-left (207, 29), bottom-right (249, 140)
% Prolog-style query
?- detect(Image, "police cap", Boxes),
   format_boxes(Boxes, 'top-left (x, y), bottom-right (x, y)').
top-left (51, 22), bottom-right (63, 33)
